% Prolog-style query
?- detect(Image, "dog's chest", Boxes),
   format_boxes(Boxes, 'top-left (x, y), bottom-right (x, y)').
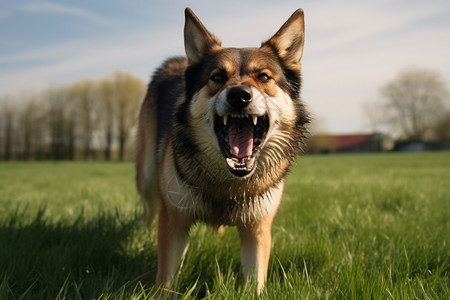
top-left (165, 174), bottom-right (281, 225)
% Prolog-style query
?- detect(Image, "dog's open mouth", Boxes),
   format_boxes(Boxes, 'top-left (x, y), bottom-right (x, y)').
top-left (214, 114), bottom-right (269, 177)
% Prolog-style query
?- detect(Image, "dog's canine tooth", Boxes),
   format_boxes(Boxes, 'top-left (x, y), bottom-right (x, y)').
top-left (252, 115), bottom-right (257, 125)
top-left (223, 115), bottom-right (228, 125)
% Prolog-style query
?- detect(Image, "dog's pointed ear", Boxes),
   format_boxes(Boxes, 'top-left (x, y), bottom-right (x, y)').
top-left (261, 9), bottom-right (305, 67)
top-left (184, 8), bottom-right (221, 64)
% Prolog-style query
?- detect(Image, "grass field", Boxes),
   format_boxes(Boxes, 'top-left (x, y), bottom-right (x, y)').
top-left (0, 152), bottom-right (449, 299)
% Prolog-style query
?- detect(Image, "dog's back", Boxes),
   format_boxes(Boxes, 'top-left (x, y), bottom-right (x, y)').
top-left (136, 57), bottom-right (187, 226)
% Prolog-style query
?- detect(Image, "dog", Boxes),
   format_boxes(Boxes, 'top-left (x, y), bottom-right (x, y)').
top-left (136, 7), bottom-right (309, 294)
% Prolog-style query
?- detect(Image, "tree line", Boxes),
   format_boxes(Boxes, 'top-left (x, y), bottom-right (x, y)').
top-left (1, 67), bottom-right (449, 161)
top-left (0, 70), bottom-right (146, 161)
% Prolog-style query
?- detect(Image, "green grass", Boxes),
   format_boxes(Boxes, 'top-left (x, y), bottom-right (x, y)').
top-left (0, 153), bottom-right (449, 299)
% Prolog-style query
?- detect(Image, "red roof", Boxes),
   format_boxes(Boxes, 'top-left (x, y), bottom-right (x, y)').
top-left (334, 134), bottom-right (373, 149)
top-left (315, 134), bottom-right (374, 149)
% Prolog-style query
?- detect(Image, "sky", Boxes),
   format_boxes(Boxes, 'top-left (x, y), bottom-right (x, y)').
top-left (1, 0), bottom-right (450, 134)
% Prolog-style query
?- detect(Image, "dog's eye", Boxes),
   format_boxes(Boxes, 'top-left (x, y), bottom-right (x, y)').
top-left (258, 73), bottom-right (271, 82)
top-left (210, 73), bottom-right (226, 83)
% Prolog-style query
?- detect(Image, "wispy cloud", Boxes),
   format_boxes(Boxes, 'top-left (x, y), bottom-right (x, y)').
top-left (0, 27), bottom-right (181, 94)
top-left (17, 1), bottom-right (112, 26)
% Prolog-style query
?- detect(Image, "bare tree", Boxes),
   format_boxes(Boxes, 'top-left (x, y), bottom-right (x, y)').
top-left (379, 68), bottom-right (449, 142)
top-left (361, 99), bottom-right (385, 133)
top-left (434, 112), bottom-right (450, 140)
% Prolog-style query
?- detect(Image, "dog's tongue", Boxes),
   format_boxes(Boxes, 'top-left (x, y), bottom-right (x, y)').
top-left (229, 122), bottom-right (253, 158)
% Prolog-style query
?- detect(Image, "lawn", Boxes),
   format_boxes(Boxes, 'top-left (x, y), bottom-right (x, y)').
top-left (0, 152), bottom-right (449, 299)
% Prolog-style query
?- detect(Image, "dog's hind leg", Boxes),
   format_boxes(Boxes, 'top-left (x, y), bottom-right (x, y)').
top-left (140, 163), bottom-right (158, 227)
top-left (136, 102), bottom-right (159, 227)
top-left (140, 139), bottom-right (159, 227)
top-left (155, 202), bottom-right (191, 296)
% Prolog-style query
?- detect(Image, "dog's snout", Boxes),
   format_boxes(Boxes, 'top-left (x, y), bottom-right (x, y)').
top-left (226, 86), bottom-right (253, 109)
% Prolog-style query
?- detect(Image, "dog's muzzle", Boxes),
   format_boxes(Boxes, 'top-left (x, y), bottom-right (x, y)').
top-left (214, 86), bottom-right (270, 178)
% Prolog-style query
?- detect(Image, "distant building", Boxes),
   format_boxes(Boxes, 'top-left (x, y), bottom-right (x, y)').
top-left (307, 133), bottom-right (389, 154)
top-left (394, 140), bottom-right (450, 152)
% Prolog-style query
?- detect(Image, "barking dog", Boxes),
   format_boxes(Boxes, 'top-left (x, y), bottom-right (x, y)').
top-left (136, 7), bottom-right (309, 294)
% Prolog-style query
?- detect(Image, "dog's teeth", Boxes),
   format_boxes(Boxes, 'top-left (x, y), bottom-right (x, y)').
top-left (252, 115), bottom-right (257, 125)
top-left (226, 158), bottom-right (236, 168)
top-left (245, 157), bottom-right (255, 169)
top-left (223, 115), bottom-right (228, 125)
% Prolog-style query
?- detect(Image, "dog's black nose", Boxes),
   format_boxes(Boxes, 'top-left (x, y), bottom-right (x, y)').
top-left (226, 86), bottom-right (253, 109)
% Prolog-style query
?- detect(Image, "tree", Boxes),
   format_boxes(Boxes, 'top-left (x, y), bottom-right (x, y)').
top-left (434, 112), bottom-right (450, 140)
top-left (97, 78), bottom-right (116, 160)
top-left (46, 87), bottom-right (69, 159)
top-left (108, 71), bottom-right (145, 160)
top-left (1, 101), bottom-right (14, 160)
top-left (20, 99), bottom-right (39, 160)
top-left (45, 86), bottom-right (79, 160)
top-left (0, 69), bottom-right (145, 161)
top-left (379, 68), bottom-right (449, 142)
top-left (1, 92), bottom-right (47, 160)
top-left (70, 80), bottom-right (98, 160)
top-left (361, 99), bottom-right (385, 133)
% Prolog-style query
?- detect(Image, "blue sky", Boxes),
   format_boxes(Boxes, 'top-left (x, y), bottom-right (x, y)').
top-left (1, 0), bottom-right (450, 133)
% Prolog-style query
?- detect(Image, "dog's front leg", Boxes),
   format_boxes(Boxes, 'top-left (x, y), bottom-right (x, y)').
top-left (238, 215), bottom-right (274, 293)
top-left (155, 204), bottom-right (190, 295)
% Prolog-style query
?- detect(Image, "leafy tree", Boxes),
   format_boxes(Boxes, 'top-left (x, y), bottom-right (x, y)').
top-left (108, 71), bottom-right (145, 160)
top-left (69, 80), bottom-right (98, 160)
top-left (1, 101), bottom-right (14, 160)
top-left (0, 69), bottom-right (145, 161)
top-left (97, 78), bottom-right (116, 160)
top-left (46, 86), bottom-right (76, 160)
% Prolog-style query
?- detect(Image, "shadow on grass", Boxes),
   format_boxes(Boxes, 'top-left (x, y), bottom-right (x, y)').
top-left (0, 208), bottom-right (315, 299)
top-left (0, 208), bottom-right (158, 299)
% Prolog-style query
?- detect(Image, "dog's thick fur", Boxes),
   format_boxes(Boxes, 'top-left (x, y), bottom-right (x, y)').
top-left (136, 8), bottom-right (309, 294)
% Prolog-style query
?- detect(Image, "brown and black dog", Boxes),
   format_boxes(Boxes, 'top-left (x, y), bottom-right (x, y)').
top-left (136, 7), bottom-right (309, 294)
